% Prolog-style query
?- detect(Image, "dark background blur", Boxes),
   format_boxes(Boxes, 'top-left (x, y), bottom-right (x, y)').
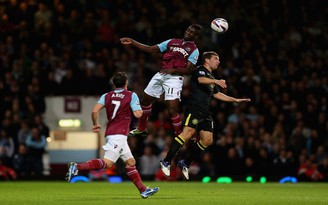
top-left (0, 0), bottom-right (327, 182)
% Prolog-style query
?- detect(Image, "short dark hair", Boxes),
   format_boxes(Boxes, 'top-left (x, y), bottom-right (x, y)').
top-left (190, 24), bottom-right (202, 37)
top-left (202, 51), bottom-right (218, 63)
top-left (191, 24), bottom-right (203, 32)
top-left (112, 72), bottom-right (127, 88)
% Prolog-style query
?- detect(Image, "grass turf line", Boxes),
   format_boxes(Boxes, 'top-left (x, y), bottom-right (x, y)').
top-left (0, 182), bottom-right (327, 205)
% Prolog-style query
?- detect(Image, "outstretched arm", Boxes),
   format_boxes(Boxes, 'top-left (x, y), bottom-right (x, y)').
top-left (120, 37), bottom-right (160, 53)
top-left (198, 77), bottom-right (227, 88)
top-left (213, 92), bottom-right (251, 103)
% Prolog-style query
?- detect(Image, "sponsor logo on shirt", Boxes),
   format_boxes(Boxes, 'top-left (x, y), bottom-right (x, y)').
top-left (170, 47), bottom-right (189, 57)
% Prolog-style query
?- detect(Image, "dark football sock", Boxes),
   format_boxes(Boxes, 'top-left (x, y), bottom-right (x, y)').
top-left (163, 135), bottom-right (185, 163)
top-left (184, 141), bottom-right (206, 167)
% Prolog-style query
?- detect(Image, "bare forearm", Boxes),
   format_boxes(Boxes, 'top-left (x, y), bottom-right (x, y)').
top-left (214, 92), bottom-right (237, 102)
top-left (91, 112), bottom-right (98, 126)
top-left (198, 77), bottom-right (217, 85)
top-left (133, 110), bottom-right (143, 118)
top-left (131, 40), bottom-right (158, 53)
top-left (214, 93), bottom-right (251, 103)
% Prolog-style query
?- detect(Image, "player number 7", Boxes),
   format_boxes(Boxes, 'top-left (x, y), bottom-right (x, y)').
top-left (112, 100), bottom-right (121, 119)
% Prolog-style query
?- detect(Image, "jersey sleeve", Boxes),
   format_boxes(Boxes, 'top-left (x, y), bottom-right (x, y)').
top-left (157, 39), bottom-right (171, 52)
top-left (194, 68), bottom-right (206, 78)
top-left (130, 92), bottom-right (142, 111)
top-left (188, 48), bottom-right (199, 65)
top-left (97, 93), bottom-right (107, 105)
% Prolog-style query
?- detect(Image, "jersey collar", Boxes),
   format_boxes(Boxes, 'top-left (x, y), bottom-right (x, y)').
top-left (114, 88), bottom-right (125, 93)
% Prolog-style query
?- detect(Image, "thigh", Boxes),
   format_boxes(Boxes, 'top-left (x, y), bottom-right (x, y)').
top-left (197, 119), bottom-right (214, 133)
top-left (102, 135), bottom-right (127, 162)
top-left (144, 72), bottom-right (165, 99)
top-left (179, 126), bottom-right (197, 141)
top-left (183, 111), bottom-right (203, 130)
top-left (120, 141), bottom-right (134, 162)
top-left (163, 75), bottom-right (183, 101)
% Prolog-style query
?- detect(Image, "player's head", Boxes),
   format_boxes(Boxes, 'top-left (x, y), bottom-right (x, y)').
top-left (202, 51), bottom-right (220, 70)
top-left (183, 24), bottom-right (202, 41)
top-left (112, 72), bottom-right (128, 88)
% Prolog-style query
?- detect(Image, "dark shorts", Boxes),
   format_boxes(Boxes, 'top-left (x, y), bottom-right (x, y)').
top-left (183, 110), bottom-right (214, 133)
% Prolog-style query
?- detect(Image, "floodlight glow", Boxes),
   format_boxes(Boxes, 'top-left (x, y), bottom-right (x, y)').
top-left (202, 176), bottom-right (211, 183)
top-left (246, 176), bottom-right (253, 182)
top-left (58, 119), bottom-right (81, 128)
top-left (70, 176), bottom-right (90, 183)
top-left (260, 176), bottom-right (267, 183)
top-left (216, 177), bottom-right (232, 183)
top-left (108, 176), bottom-right (123, 183)
top-left (279, 176), bottom-right (298, 184)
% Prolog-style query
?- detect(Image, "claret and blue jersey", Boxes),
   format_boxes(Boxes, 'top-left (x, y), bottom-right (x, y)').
top-left (157, 38), bottom-right (199, 70)
top-left (97, 88), bottom-right (141, 136)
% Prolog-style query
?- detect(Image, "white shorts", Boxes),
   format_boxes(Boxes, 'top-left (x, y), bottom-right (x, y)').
top-left (144, 72), bottom-right (184, 101)
top-left (102, 134), bottom-right (133, 162)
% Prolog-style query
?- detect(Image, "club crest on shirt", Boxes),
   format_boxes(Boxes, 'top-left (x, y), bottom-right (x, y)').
top-left (192, 119), bottom-right (198, 125)
top-left (185, 47), bottom-right (191, 52)
top-left (199, 71), bottom-right (205, 75)
top-left (114, 144), bottom-right (118, 149)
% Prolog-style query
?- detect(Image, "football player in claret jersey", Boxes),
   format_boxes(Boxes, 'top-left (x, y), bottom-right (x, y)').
top-left (120, 24), bottom-right (202, 138)
top-left (66, 72), bottom-right (159, 199)
top-left (160, 51), bottom-right (251, 180)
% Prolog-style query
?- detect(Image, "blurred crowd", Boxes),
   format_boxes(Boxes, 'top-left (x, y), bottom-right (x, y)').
top-left (0, 0), bottom-right (327, 181)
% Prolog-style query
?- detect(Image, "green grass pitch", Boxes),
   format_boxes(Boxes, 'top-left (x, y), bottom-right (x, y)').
top-left (0, 181), bottom-right (327, 205)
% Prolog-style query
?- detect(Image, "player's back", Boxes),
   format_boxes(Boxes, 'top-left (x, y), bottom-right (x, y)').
top-left (104, 89), bottom-right (132, 136)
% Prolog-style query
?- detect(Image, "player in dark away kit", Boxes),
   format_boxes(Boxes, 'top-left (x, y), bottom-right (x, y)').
top-left (160, 51), bottom-right (251, 179)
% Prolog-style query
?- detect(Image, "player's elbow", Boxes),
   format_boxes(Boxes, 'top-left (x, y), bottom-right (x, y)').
top-left (133, 110), bottom-right (143, 118)
top-left (149, 45), bottom-right (160, 53)
top-left (91, 111), bottom-right (98, 118)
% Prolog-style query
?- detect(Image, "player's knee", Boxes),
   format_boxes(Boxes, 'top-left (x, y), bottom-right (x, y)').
top-left (201, 137), bottom-right (213, 147)
top-left (180, 128), bottom-right (195, 140)
top-left (168, 107), bottom-right (178, 116)
top-left (141, 94), bottom-right (154, 106)
top-left (140, 98), bottom-right (151, 106)
top-left (103, 159), bottom-right (115, 168)
top-left (125, 158), bottom-right (136, 166)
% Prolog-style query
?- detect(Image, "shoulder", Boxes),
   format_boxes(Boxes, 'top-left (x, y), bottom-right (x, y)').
top-left (169, 38), bottom-right (182, 43)
top-left (193, 66), bottom-right (207, 75)
top-left (124, 90), bottom-right (133, 96)
top-left (195, 65), bottom-right (206, 72)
